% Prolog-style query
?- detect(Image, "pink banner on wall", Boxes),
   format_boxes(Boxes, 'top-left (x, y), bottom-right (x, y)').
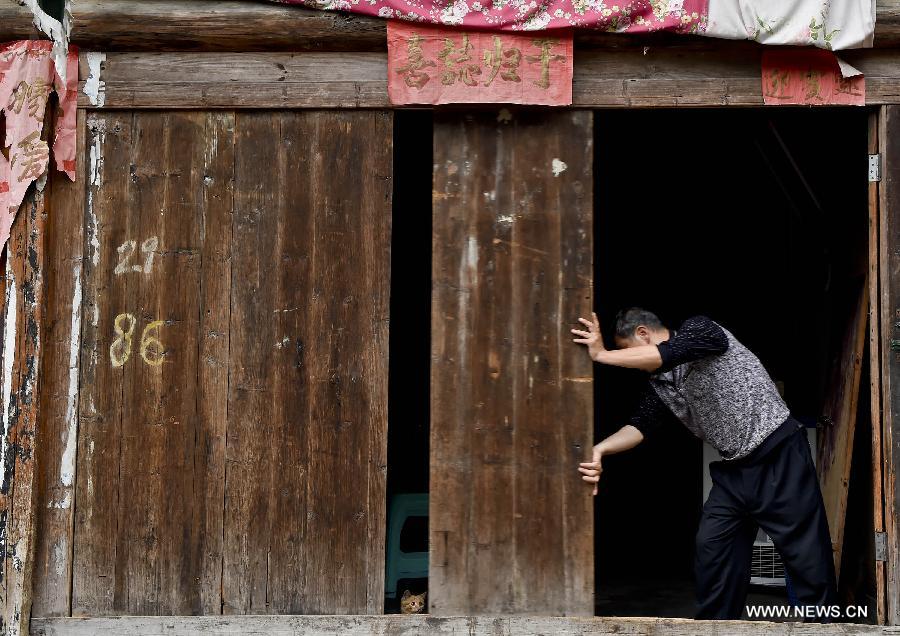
top-left (761, 49), bottom-right (865, 106)
top-left (388, 21), bottom-right (573, 105)
top-left (0, 40), bottom-right (78, 254)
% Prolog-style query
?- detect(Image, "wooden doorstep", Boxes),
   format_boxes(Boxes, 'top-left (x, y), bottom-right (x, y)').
top-left (29, 615), bottom-right (900, 635)
top-left (74, 48), bottom-right (900, 109)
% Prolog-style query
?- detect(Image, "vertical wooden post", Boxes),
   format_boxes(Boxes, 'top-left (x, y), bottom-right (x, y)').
top-left (868, 111), bottom-right (887, 625)
top-left (0, 186), bottom-right (49, 635)
top-left (430, 110), bottom-right (594, 616)
top-left (879, 105), bottom-right (900, 626)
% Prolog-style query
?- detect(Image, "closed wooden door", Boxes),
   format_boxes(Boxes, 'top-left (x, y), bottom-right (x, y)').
top-left (430, 110), bottom-right (594, 615)
top-left (33, 110), bottom-right (393, 616)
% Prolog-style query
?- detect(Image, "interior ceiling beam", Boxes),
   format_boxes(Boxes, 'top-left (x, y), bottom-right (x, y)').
top-left (2, 0), bottom-right (898, 51)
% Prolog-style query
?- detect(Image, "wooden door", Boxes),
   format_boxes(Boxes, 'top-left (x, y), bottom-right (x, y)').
top-left (430, 110), bottom-right (594, 616)
top-left (32, 110), bottom-right (393, 616)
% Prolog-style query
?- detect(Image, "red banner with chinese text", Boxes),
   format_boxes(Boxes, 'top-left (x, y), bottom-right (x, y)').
top-left (388, 22), bottom-right (573, 105)
top-left (761, 49), bottom-right (865, 106)
top-left (1, 40), bottom-right (79, 253)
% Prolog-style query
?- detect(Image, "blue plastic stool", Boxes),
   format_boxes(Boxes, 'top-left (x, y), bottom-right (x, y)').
top-left (384, 493), bottom-right (429, 599)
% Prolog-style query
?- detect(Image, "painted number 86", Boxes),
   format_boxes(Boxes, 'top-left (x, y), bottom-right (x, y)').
top-left (110, 313), bottom-right (166, 368)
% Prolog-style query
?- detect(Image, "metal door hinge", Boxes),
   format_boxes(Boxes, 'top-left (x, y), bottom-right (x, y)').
top-left (876, 532), bottom-right (887, 562)
top-left (869, 154), bottom-right (882, 182)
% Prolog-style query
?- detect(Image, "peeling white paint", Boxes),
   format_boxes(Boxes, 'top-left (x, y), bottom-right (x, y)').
top-left (0, 263), bottom-right (17, 489)
top-left (59, 265), bottom-right (82, 488)
top-left (83, 52), bottom-right (107, 107)
top-left (52, 538), bottom-right (67, 577)
top-left (48, 492), bottom-right (72, 509)
top-left (21, 0), bottom-right (71, 82)
top-left (465, 237), bottom-right (478, 274)
top-left (87, 124), bottom-right (104, 270)
top-left (551, 158), bottom-right (568, 177)
top-left (497, 214), bottom-right (515, 225)
top-left (275, 337), bottom-right (290, 349)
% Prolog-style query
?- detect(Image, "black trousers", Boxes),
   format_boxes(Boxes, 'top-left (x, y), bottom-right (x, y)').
top-left (695, 416), bottom-right (837, 620)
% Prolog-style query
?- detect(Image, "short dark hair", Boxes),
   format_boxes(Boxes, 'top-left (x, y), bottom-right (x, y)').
top-left (614, 307), bottom-right (665, 340)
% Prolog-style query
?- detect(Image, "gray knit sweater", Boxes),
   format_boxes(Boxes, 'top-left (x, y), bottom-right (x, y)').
top-left (628, 316), bottom-right (790, 460)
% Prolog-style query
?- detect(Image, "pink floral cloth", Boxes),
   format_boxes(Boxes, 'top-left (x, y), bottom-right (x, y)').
top-left (0, 40), bottom-right (78, 254)
top-left (274, 0), bottom-right (708, 34)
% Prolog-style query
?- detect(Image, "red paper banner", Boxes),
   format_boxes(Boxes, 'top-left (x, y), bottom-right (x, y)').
top-left (1, 40), bottom-right (79, 254)
top-left (388, 22), bottom-right (573, 105)
top-left (761, 49), bottom-right (865, 106)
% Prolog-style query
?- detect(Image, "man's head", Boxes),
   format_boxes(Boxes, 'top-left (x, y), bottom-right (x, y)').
top-left (613, 307), bottom-right (669, 349)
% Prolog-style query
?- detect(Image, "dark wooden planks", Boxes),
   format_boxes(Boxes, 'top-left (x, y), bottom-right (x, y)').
top-left (71, 111), bottom-right (234, 615)
top-left (75, 48), bottom-right (900, 110)
top-left (431, 110), bottom-right (593, 615)
top-left (817, 281), bottom-right (868, 581)
top-left (223, 111), bottom-right (392, 614)
top-left (32, 110), bottom-right (88, 618)
top-left (879, 105), bottom-right (900, 626)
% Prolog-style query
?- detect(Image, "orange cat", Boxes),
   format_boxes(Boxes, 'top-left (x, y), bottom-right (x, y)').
top-left (400, 590), bottom-right (427, 614)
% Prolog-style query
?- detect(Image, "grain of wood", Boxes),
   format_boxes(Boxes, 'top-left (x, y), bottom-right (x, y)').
top-left (223, 111), bottom-right (392, 614)
top-left (879, 105), bottom-right (900, 626)
top-left (431, 110), bottom-right (593, 615)
top-left (75, 49), bottom-right (900, 110)
top-left (51, 0), bottom-right (900, 50)
top-left (817, 281), bottom-right (868, 581)
top-left (31, 109), bottom-right (88, 618)
top-left (71, 111), bottom-right (234, 615)
top-left (867, 112), bottom-right (887, 626)
top-left (0, 180), bottom-right (49, 636)
top-left (29, 614), bottom-right (900, 635)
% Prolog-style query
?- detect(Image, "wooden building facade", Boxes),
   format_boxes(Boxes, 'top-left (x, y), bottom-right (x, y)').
top-left (1, 1), bottom-right (900, 634)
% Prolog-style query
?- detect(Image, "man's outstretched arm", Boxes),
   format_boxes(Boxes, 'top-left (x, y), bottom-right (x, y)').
top-left (578, 425), bottom-right (644, 496)
top-left (570, 312), bottom-right (663, 371)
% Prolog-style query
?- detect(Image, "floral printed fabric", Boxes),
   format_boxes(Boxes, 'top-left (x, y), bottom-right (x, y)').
top-left (273, 0), bottom-right (875, 49)
top-left (1, 41), bottom-right (78, 254)
top-left (274, 0), bottom-right (709, 34)
top-left (706, 0), bottom-right (874, 50)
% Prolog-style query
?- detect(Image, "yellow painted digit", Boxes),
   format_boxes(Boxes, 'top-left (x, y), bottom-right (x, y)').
top-left (140, 320), bottom-right (166, 366)
top-left (110, 313), bottom-right (136, 368)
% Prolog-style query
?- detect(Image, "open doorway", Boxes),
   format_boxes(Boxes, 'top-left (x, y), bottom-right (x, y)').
top-left (592, 108), bottom-right (872, 619)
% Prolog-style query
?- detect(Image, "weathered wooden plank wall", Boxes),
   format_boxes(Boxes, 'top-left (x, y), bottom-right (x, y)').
top-left (32, 110), bottom-right (88, 618)
top-left (430, 110), bottom-right (594, 615)
top-left (879, 105), bottom-right (900, 626)
top-left (72, 49), bottom-right (900, 111)
top-left (0, 182), bottom-right (49, 636)
top-left (223, 111), bottom-right (392, 615)
top-left (28, 109), bottom-right (393, 617)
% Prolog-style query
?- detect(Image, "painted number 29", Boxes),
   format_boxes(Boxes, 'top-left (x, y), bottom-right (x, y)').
top-left (110, 313), bottom-right (166, 368)
top-left (114, 236), bottom-right (159, 275)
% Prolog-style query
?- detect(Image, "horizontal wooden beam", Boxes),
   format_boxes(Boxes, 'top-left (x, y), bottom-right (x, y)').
top-left (29, 614), bottom-right (898, 635)
top-left (61, 0), bottom-right (900, 52)
top-left (0, 1), bottom-right (43, 41)
top-left (74, 48), bottom-right (900, 109)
